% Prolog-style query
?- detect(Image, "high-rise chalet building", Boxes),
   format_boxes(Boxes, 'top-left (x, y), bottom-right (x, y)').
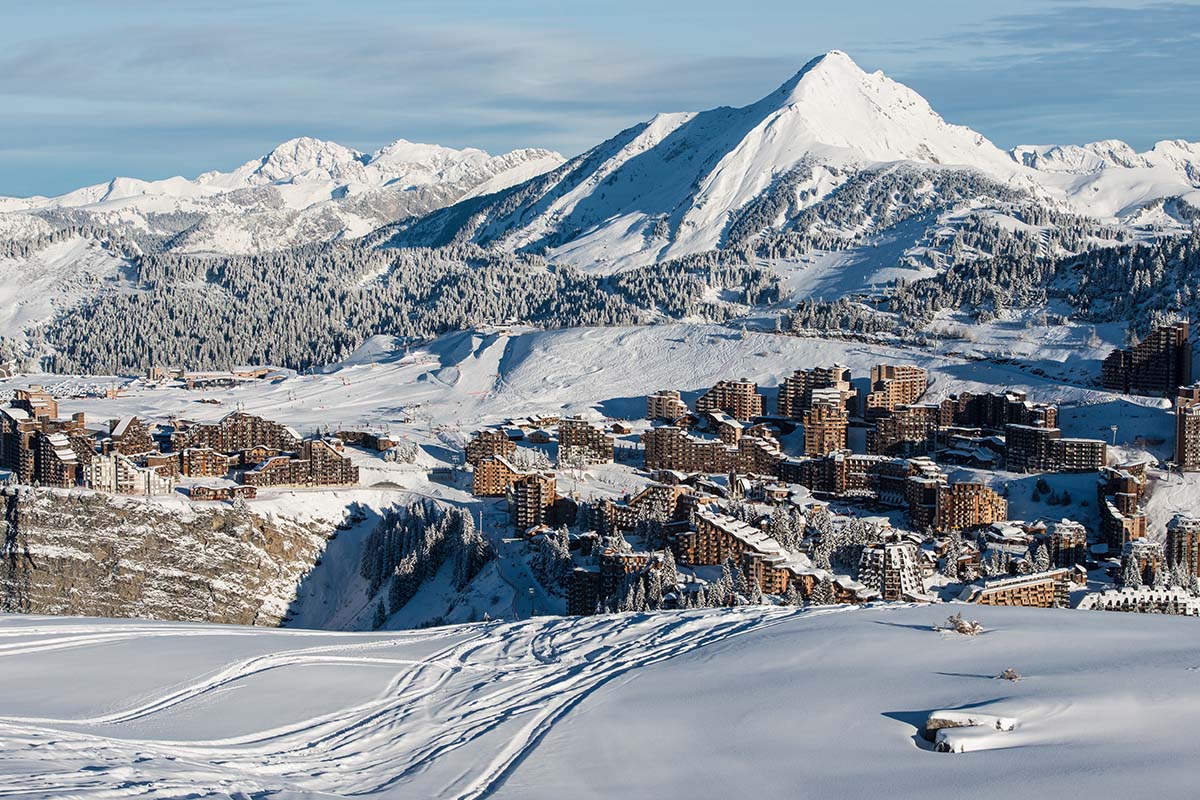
top-left (696, 379), bottom-right (763, 422)
top-left (864, 365), bottom-right (927, 419)
top-left (1102, 320), bottom-right (1191, 396)
top-left (557, 417), bottom-right (614, 465)
top-left (777, 365), bottom-right (855, 418)
top-left (1175, 383), bottom-right (1200, 471)
top-left (803, 388), bottom-right (848, 457)
top-left (646, 390), bottom-right (689, 422)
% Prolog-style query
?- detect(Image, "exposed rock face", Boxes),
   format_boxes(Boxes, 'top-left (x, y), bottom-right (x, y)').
top-left (0, 487), bottom-right (331, 626)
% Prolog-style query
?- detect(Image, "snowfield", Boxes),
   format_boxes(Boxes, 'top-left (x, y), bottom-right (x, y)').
top-left (0, 605), bottom-right (1197, 799)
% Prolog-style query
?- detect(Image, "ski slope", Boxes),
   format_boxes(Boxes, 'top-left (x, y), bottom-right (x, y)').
top-left (0, 605), bottom-right (1196, 798)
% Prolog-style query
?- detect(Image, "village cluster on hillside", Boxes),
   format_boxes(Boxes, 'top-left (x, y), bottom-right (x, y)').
top-left (2, 321), bottom-right (1199, 621)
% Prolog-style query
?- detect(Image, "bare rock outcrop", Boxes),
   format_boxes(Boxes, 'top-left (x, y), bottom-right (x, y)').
top-left (0, 487), bottom-right (331, 626)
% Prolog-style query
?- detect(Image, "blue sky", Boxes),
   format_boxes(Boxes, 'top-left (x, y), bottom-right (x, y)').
top-left (3, 0), bottom-right (1199, 196)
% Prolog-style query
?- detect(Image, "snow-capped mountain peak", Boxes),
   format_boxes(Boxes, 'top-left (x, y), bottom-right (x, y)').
top-left (216, 136), bottom-right (369, 187)
top-left (396, 50), bottom-right (1027, 269)
top-left (758, 50), bottom-right (1014, 170)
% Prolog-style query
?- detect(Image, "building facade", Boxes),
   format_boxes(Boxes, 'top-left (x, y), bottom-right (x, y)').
top-left (803, 389), bottom-right (848, 457)
top-left (864, 365), bottom-right (927, 419)
top-left (696, 380), bottom-right (763, 422)
top-left (1102, 321), bottom-right (1191, 396)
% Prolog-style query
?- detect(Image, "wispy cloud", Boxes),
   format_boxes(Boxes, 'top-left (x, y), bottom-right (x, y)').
top-left (889, 2), bottom-right (1200, 146)
top-left (2, 1), bottom-right (1198, 196)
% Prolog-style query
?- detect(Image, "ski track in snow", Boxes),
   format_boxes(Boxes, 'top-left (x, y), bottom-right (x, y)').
top-left (0, 607), bottom-right (831, 799)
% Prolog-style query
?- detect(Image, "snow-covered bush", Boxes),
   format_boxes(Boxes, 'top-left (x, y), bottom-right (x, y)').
top-left (383, 440), bottom-right (420, 463)
top-left (940, 612), bottom-right (983, 636)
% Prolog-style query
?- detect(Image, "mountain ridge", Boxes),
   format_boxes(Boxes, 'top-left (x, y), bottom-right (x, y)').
top-left (0, 137), bottom-right (565, 254)
top-left (382, 50), bottom-right (1198, 270)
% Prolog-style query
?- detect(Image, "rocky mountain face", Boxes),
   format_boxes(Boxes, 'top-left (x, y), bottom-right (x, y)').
top-left (0, 137), bottom-right (564, 254)
top-left (0, 487), bottom-right (333, 626)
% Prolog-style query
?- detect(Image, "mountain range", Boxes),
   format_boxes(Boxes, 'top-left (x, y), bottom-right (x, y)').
top-left (1, 50), bottom-right (1199, 372)
top-left (0, 138), bottom-right (563, 254)
top-left (4, 51), bottom-right (1198, 268)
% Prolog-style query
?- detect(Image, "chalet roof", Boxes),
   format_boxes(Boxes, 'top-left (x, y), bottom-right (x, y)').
top-left (248, 455), bottom-right (292, 472)
top-left (45, 433), bottom-right (77, 463)
top-left (1, 405), bottom-right (30, 421)
top-left (111, 416), bottom-right (135, 438)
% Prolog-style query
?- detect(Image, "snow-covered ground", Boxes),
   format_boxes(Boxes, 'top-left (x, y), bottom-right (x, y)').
top-left (0, 322), bottom-right (1140, 435)
top-left (0, 604), bottom-right (1196, 798)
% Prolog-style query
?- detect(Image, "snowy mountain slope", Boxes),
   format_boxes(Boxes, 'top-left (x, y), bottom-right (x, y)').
top-left (0, 137), bottom-right (563, 254)
top-left (0, 605), bottom-right (1197, 799)
top-left (388, 51), bottom-right (1033, 270)
top-left (386, 51), bottom-right (1197, 271)
top-left (0, 235), bottom-right (134, 350)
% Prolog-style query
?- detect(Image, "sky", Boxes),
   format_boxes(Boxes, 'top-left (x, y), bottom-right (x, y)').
top-left (3, 0), bottom-right (1199, 197)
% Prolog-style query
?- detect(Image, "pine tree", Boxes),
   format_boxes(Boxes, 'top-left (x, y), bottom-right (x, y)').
top-left (810, 578), bottom-right (835, 606)
top-left (372, 600), bottom-right (387, 630)
top-left (1122, 557), bottom-right (1143, 589)
top-left (1153, 561), bottom-right (1168, 589)
top-left (1032, 542), bottom-right (1051, 573)
top-left (941, 533), bottom-right (962, 579)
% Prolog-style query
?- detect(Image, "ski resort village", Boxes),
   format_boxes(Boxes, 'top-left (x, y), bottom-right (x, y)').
top-left (3, 24), bottom-right (1200, 798)
top-left (2, 315), bottom-right (1199, 622)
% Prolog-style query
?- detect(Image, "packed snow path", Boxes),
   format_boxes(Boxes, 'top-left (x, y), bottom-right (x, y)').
top-left (1, 605), bottom-right (1199, 799)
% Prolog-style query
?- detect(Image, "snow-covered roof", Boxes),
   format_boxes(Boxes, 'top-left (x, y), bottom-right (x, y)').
top-left (1, 405), bottom-right (30, 421)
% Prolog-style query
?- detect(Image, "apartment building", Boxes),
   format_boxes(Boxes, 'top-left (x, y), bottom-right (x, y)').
top-left (106, 416), bottom-right (157, 457)
top-left (947, 390), bottom-right (1056, 431)
top-left (803, 388), bottom-right (848, 456)
top-left (509, 471), bottom-right (557, 531)
top-left (641, 426), bottom-right (782, 476)
top-left (1102, 320), bottom-right (1191, 396)
top-left (934, 481), bottom-right (1007, 532)
top-left (172, 412), bottom-right (302, 454)
top-left (178, 446), bottom-right (232, 478)
top-left (960, 569), bottom-right (1070, 607)
top-left (1005, 424), bottom-right (1106, 473)
top-left (1047, 519), bottom-right (1088, 568)
top-left (464, 428), bottom-right (516, 466)
top-left (856, 540), bottom-right (925, 601)
top-left (867, 403), bottom-right (942, 456)
top-left (1166, 514), bottom-right (1200, 578)
top-left (189, 484), bottom-right (258, 502)
top-left (0, 399), bottom-right (92, 488)
top-left (600, 483), bottom-right (693, 531)
top-left (776, 365), bottom-right (855, 418)
top-left (86, 452), bottom-right (175, 497)
top-left (1077, 586), bottom-right (1200, 615)
top-left (675, 508), bottom-right (812, 596)
top-left (864, 365), bottom-right (927, 419)
top-left (239, 439), bottom-right (359, 488)
top-left (696, 379), bottom-right (763, 422)
top-left (1098, 463), bottom-right (1149, 552)
top-left (646, 389), bottom-right (689, 422)
top-left (557, 417), bottom-right (615, 464)
top-left (1175, 383), bottom-right (1200, 470)
top-left (1122, 539), bottom-right (1165, 586)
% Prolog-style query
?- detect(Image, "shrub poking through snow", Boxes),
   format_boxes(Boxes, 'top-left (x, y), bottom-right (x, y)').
top-left (997, 667), bottom-right (1022, 682)
top-left (938, 612), bottom-right (983, 636)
